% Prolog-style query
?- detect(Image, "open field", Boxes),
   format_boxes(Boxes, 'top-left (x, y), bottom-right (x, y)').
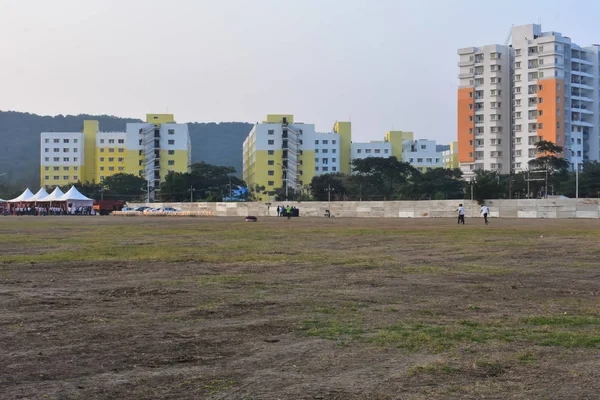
top-left (1, 216), bottom-right (600, 399)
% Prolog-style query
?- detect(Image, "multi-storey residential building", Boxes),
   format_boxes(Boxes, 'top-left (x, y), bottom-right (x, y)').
top-left (40, 114), bottom-right (191, 188)
top-left (402, 139), bottom-right (444, 172)
top-left (243, 115), bottom-right (448, 199)
top-left (443, 141), bottom-right (459, 169)
top-left (458, 24), bottom-right (600, 179)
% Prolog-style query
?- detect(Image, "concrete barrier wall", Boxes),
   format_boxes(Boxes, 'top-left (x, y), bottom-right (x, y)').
top-left (127, 198), bottom-right (600, 219)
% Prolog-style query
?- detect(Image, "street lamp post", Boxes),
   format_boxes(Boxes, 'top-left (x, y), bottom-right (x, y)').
top-left (276, 162), bottom-right (288, 201)
top-left (570, 150), bottom-right (579, 200)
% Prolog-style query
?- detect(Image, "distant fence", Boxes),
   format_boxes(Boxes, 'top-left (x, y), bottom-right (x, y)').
top-left (125, 199), bottom-right (600, 219)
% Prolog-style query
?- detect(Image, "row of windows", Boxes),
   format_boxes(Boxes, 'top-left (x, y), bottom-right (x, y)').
top-left (315, 158), bottom-right (337, 164)
top-left (100, 166), bottom-right (125, 172)
top-left (99, 139), bottom-right (125, 144)
top-left (44, 176), bottom-right (79, 181)
top-left (408, 158), bottom-right (441, 163)
top-left (356, 148), bottom-right (389, 154)
top-left (44, 138), bottom-right (78, 144)
top-left (44, 148), bottom-right (79, 153)
top-left (45, 166), bottom-right (79, 171)
top-left (44, 157), bottom-right (79, 162)
top-left (99, 157), bottom-right (124, 163)
top-left (315, 166), bottom-right (337, 172)
top-left (315, 140), bottom-right (337, 145)
top-left (137, 139), bottom-right (177, 145)
top-left (266, 180), bottom-right (305, 187)
top-left (99, 148), bottom-right (125, 153)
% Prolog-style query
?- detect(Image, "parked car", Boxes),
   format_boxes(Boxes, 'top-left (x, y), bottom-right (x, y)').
top-left (134, 206), bottom-right (151, 212)
top-left (162, 207), bottom-right (179, 212)
top-left (122, 207), bottom-right (134, 211)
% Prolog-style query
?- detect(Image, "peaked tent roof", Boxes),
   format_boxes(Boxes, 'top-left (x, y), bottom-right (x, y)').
top-left (30, 188), bottom-right (50, 201)
top-left (57, 186), bottom-right (94, 202)
top-left (8, 188), bottom-right (35, 203)
top-left (45, 187), bottom-right (65, 201)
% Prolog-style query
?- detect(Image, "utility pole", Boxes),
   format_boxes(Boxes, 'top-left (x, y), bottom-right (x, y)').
top-left (325, 184), bottom-right (335, 210)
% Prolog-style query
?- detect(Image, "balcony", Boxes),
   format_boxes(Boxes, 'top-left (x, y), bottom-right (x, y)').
top-left (458, 60), bottom-right (473, 67)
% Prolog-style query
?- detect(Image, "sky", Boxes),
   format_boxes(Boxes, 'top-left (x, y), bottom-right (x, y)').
top-left (2, 0), bottom-right (600, 144)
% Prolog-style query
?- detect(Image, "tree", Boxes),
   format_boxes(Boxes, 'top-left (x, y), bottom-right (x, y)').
top-left (309, 174), bottom-right (346, 201)
top-left (471, 170), bottom-right (508, 203)
top-left (101, 173), bottom-right (147, 201)
top-left (351, 157), bottom-right (417, 199)
top-left (528, 140), bottom-right (570, 173)
top-left (412, 168), bottom-right (465, 200)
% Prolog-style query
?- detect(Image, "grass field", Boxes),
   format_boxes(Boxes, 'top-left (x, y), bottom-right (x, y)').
top-left (1, 216), bottom-right (600, 399)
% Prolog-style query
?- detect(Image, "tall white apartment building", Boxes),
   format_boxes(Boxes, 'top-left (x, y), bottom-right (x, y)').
top-left (457, 24), bottom-right (600, 178)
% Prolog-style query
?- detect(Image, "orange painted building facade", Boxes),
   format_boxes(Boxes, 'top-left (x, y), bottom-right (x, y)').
top-left (457, 88), bottom-right (475, 163)
top-left (536, 78), bottom-right (565, 150)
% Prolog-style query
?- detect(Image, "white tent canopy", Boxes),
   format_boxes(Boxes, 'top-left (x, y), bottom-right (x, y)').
top-left (8, 188), bottom-right (35, 203)
top-left (30, 188), bottom-right (50, 202)
top-left (57, 186), bottom-right (94, 208)
top-left (44, 187), bottom-right (65, 201)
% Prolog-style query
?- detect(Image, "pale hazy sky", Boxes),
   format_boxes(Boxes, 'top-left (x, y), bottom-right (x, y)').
top-left (2, 0), bottom-right (600, 144)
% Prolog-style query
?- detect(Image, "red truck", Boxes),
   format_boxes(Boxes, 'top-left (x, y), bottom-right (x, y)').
top-left (93, 200), bottom-right (126, 215)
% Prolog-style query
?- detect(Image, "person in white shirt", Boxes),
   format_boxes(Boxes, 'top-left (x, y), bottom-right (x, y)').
top-left (480, 205), bottom-right (489, 225)
top-left (456, 204), bottom-right (465, 225)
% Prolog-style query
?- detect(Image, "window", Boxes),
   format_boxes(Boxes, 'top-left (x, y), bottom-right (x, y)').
top-left (268, 150), bottom-right (274, 155)
top-left (45, 138), bottom-right (49, 143)
top-left (332, 149), bottom-right (336, 153)
top-left (100, 167), bottom-right (105, 171)
top-left (63, 176), bottom-right (69, 180)
top-left (54, 176), bottom-right (59, 180)
top-left (268, 140), bottom-right (274, 145)
top-left (315, 167), bottom-right (319, 171)
top-left (54, 139), bottom-right (60, 143)
top-left (118, 139), bottom-right (124, 144)
top-left (322, 158), bottom-right (328, 165)
top-left (469, 116), bottom-right (473, 122)
top-left (168, 150), bottom-right (174, 155)
top-left (556, 122), bottom-right (560, 129)
top-left (323, 140), bottom-right (328, 145)
top-left (74, 139), bottom-right (78, 143)
top-left (332, 158), bottom-right (337, 162)
top-left (167, 129), bottom-right (175, 135)
top-left (44, 148), bottom-right (49, 153)
top-left (63, 166), bottom-right (69, 171)
top-left (365, 149), bottom-right (371, 154)
top-left (118, 148), bottom-right (124, 153)
top-left (421, 145), bottom-right (426, 149)
top-left (538, 110), bottom-right (543, 116)
top-left (268, 130), bottom-right (275, 135)
top-left (375, 149), bottom-right (381, 154)
top-left (168, 140), bottom-right (174, 145)
top-left (118, 167), bottom-right (124, 172)
top-left (100, 148), bottom-right (104, 152)
top-left (268, 170), bottom-right (274, 176)
top-left (108, 167), bottom-right (115, 171)
top-left (268, 181), bottom-right (274, 186)
top-left (74, 166), bottom-right (78, 171)
top-left (63, 148), bottom-right (69, 152)
top-left (109, 139), bottom-right (115, 144)
top-left (118, 157), bottom-right (124, 162)
top-left (268, 160), bottom-right (274, 165)
top-left (45, 176), bottom-right (49, 180)
top-left (384, 149), bottom-right (389, 154)
top-left (168, 160), bottom-right (175, 166)
top-left (53, 157), bottom-right (59, 162)
top-left (100, 139), bottom-right (105, 144)
top-left (315, 149), bottom-right (319, 153)
top-left (100, 157), bottom-right (105, 162)
top-left (469, 104), bottom-right (473, 110)
top-left (64, 139), bottom-right (69, 143)
top-left (322, 167), bottom-right (329, 172)
top-left (426, 158), bottom-right (432, 163)
top-left (109, 148), bottom-right (115, 153)
top-left (53, 166), bottom-right (59, 171)
top-left (357, 149), bottom-right (362, 154)
top-left (322, 149), bottom-right (328, 153)
top-left (73, 148), bottom-right (78, 153)
top-left (417, 158), bottom-right (423, 163)
top-left (54, 148), bottom-right (59, 152)
top-left (332, 167), bottom-right (337, 172)
top-left (314, 140), bottom-right (319, 144)
top-left (332, 140), bottom-right (336, 144)
top-left (108, 157), bottom-right (114, 162)
top-left (538, 123), bottom-right (543, 129)
top-left (63, 157), bottom-right (69, 162)
top-left (469, 92), bottom-right (473, 98)
top-left (139, 139), bottom-right (143, 145)
top-left (44, 167), bottom-right (49, 171)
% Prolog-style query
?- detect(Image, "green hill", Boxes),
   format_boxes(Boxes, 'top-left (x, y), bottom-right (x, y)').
top-left (0, 111), bottom-right (252, 187)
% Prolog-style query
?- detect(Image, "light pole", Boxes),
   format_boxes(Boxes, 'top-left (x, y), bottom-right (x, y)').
top-left (276, 162), bottom-right (288, 201)
top-left (570, 150), bottom-right (579, 200)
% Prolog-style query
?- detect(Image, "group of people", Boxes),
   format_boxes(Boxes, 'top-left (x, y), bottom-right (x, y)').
top-left (276, 205), bottom-right (299, 219)
top-left (456, 204), bottom-right (490, 225)
top-left (8, 205), bottom-right (96, 216)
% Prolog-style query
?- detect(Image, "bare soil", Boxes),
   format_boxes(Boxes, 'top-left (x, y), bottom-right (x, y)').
top-left (1, 217), bottom-right (600, 399)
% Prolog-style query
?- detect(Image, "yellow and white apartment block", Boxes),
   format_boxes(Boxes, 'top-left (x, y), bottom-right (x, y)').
top-left (40, 114), bottom-right (191, 187)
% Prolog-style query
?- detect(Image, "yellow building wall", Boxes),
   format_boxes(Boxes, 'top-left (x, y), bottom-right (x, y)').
top-left (83, 120), bottom-right (98, 183)
top-left (41, 166), bottom-right (82, 187)
top-left (159, 150), bottom-right (189, 177)
top-left (445, 141), bottom-right (459, 169)
top-left (385, 131), bottom-right (413, 161)
top-left (264, 114), bottom-right (294, 124)
top-left (298, 149), bottom-right (315, 188)
top-left (334, 122), bottom-right (352, 174)
top-left (146, 114), bottom-right (175, 124)
top-left (124, 150), bottom-right (143, 177)
top-left (96, 146), bottom-right (126, 180)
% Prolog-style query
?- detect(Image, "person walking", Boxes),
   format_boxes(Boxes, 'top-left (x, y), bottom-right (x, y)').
top-left (286, 205), bottom-right (292, 220)
top-left (456, 203), bottom-right (465, 225)
top-left (276, 206), bottom-right (280, 217)
top-left (480, 204), bottom-right (489, 225)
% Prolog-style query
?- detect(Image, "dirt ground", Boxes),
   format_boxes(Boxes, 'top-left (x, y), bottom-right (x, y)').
top-left (1, 216), bottom-right (600, 399)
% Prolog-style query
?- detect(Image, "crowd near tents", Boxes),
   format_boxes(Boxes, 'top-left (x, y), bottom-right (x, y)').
top-left (0, 186), bottom-right (95, 215)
